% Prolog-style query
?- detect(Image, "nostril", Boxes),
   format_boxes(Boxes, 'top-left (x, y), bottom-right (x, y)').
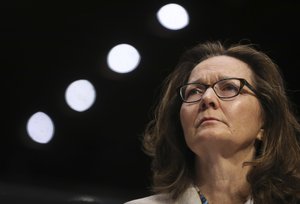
top-left (209, 101), bottom-right (216, 108)
top-left (200, 100), bottom-right (208, 110)
top-left (200, 99), bottom-right (217, 111)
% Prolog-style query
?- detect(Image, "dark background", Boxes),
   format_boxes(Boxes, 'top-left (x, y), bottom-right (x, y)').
top-left (2, 0), bottom-right (300, 203)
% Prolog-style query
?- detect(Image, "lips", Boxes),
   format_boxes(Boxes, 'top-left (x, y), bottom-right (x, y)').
top-left (198, 117), bottom-right (220, 126)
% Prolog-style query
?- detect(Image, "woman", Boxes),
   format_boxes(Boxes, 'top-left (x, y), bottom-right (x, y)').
top-left (125, 41), bottom-right (300, 203)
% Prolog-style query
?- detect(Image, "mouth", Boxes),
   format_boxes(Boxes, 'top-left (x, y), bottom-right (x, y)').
top-left (199, 117), bottom-right (220, 125)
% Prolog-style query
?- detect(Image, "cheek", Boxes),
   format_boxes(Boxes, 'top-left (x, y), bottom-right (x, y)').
top-left (180, 105), bottom-right (197, 135)
top-left (227, 100), bottom-right (263, 133)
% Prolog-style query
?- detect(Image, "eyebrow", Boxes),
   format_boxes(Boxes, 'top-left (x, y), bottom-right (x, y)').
top-left (189, 75), bottom-right (232, 84)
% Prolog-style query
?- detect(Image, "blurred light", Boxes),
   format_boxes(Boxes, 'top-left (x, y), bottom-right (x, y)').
top-left (107, 43), bottom-right (140, 73)
top-left (65, 79), bottom-right (96, 112)
top-left (157, 3), bottom-right (189, 30)
top-left (26, 112), bottom-right (54, 144)
top-left (68, 195), bottom-right (101, 203)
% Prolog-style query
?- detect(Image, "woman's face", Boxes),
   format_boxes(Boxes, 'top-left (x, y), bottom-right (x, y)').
top-left (180, 56), bottom-right (264, 157)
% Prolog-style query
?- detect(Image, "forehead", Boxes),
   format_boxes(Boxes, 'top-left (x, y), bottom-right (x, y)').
top-left (188, 56), bottom-right (253, 83)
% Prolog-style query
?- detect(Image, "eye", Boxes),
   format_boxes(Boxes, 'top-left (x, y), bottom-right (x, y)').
top-left (188, 88), bottom-right (202, 95)
top-left (221, 83), bottom-right (239, 91)
top-left (217, 81), bottom-right (240, 94)
top-left (185, 87), bottom-right (204, 98)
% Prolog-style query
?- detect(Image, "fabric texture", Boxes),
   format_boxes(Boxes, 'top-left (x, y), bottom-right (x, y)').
top-left (124, 185), bottom-right (253, 204)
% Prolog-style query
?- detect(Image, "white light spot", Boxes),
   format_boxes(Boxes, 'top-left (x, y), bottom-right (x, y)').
top-left (26, 112), bottom-right (54, 144)
top-left (69, 195), bottom-right (99, 203)
top-left (65, 79), bottom-right (96, 112)
top-left (107, 43), bottom-right (140, 73)
top-left (157, 3), bottom-right (189, 30)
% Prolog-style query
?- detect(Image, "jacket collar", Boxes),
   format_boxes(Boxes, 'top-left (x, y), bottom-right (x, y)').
top-left (176, 185), bottom-right (253, 204)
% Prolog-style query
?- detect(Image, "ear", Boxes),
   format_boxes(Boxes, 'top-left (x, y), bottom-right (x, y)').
top-left (256, 128), bottom-right (264, 140)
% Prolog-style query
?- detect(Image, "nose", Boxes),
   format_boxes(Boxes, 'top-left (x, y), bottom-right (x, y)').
top-left (199, 87), bottom-right (219, 110)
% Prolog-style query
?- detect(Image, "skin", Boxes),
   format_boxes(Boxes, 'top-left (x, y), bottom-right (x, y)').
top-left (180, 56), bottom-right (264, 203)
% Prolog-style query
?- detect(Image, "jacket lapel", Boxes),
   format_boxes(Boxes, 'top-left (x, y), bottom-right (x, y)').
top-left (176, 185), bottom-right (202, 204)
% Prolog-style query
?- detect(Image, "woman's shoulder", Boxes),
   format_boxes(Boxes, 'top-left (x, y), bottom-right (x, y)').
top-left (124, 186), bottom-right (254, 204)
top-left (124, 185), bottom-right (201, 204)
top-left (124, 193), bottom-right (172, 204)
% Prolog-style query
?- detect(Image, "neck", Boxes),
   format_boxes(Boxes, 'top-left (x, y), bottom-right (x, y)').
top-left (194, 149), bottom-right (254, 204)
